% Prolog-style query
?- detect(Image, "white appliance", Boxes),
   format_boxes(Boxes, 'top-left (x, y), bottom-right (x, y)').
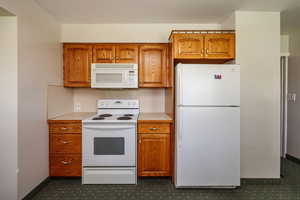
top-left (91, 63), bottom-right (138, 88)
top-left (175, 64), bottom-right (240, 188)
top-left (82, 99), bottom-right (139, 184)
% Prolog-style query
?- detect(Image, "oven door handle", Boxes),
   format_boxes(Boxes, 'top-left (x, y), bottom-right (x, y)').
top-left (84, 125), bottom-right (135, 130)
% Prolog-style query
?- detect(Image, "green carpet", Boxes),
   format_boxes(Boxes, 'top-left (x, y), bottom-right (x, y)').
top-left (31, 159), bottom-right (300, 200)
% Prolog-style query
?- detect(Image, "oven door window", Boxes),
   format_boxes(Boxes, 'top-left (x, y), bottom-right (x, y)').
top-left (94, 137), bottom-right (125, 155)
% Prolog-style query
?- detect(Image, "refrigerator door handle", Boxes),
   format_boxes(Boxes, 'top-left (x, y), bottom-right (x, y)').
top-left (177, 67), bottom-right (183, 105)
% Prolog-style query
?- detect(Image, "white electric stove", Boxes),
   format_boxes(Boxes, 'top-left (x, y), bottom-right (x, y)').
top-left (82, 99), bottom-right (139, 184)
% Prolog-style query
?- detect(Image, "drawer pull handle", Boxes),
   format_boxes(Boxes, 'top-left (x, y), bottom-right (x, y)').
top-left (60, 127), bottom-right (70, 131)
top-left (149, 128), bottom-right (159, 131)
top-left (61, 160), bottom-right (72, 165)
top-left (61, 140), bottom-right (71, 144)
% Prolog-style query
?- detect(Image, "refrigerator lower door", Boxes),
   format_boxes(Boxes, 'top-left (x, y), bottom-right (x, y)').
top-left (175, 106), bottom-right (240, 187)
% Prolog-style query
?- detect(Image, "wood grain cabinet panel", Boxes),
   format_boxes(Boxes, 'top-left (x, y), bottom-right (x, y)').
top-left (173, 34), bottom-right (205, 59)
top-left (93, 44), bottom-right (115, 63)
top-left (138, 123), bottom-right (170, 134)
top-left (138, 122), bottom-right (172, 177)
top-left (48, 122), bottom-right (82, 177)
top-left (49, 123), bottom-right (82, 134)
top-left (115, 45), bottom-right (138, 63)
top-left (171, 33), bottom-right (235, 60)
top-left (50, 134), bottom-right (81, 154)
top-left (139, 44), bottom-right (168, 87)
top-left (138, 133), bottom-right (171, 176)
top-left (204, 34), bottom-right (235, 59)
top-left (50, 154), bottom-right (81, 177)
top-left (63, 44), bottom-right (92, 87)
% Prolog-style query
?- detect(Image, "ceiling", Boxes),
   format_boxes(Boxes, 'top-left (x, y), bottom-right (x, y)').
top-left (0, 7), bottom-right (15, 16)
top-left (34, 0), bottom-right (300, 24)
top-left (281, 7), bottom-right (300, 33)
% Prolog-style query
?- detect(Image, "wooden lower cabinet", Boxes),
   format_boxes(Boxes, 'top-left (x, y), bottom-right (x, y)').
top-left (48, 121), bottom-right (82, 177)
top-left (138, 122), bottom-right (172, 177)
top-left (50, 154), bottom-right (81, 177)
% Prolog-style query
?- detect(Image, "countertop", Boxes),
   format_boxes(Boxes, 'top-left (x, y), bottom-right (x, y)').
top-left (48, 112), bottom-right (96, 122)
top-left (48, 112), bottom-right (173, 123)
top-left (138, 113), bottom-right (173, 123)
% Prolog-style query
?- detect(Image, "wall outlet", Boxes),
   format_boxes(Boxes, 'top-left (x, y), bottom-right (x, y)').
top-left (75, 103), bottom-right (81, 112)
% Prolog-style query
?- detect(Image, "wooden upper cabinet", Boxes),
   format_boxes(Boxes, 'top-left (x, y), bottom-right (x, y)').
top-left (139, 44), bottom-right (168, 88)
top-left (173, 34), bottom-right (205, 59)
top-left (93, 44), bottom-right (138, 63)
top-left (138, 133), bottom-right (171, 176)
top-left (64, 44), bottom-right (92, 87)
top-left (115, 45), bottom-right (138, 63)
top-left (171, 32), bottom-right (235, 60)
top-left (93, 45), bottom-right (115, 63)
top-left (204, 34), bottom-right (235, 59)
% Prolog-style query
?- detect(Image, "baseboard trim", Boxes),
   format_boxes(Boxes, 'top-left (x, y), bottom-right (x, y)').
top-left (286, 154), bottom-right (300, 165)
top-left (241, 178), bottom-right (281, 185)
top-left (22, 177), bottom-right (50, 200)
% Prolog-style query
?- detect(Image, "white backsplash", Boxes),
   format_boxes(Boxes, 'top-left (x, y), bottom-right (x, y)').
top-left (73, 88), bottom-right (165, 113)
top-left (47, 85), bottom-right (74, 118)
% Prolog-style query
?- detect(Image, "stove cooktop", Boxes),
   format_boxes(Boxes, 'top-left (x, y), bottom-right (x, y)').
top-left (85, 113), bottom-right (138, 123)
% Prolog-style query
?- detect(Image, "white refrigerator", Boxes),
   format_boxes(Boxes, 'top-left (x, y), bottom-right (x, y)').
top-left (175, 64), bottom-right (240, 188)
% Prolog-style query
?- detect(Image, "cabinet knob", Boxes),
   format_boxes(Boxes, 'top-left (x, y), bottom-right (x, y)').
top-left (61, 140), bottom-right (71, 144)
top-left (60, 127), bottom-right (70, 131)
top-left (206, 48), bottom-right (209, 55)
top-left (149, 127), bottom-right (159, 131)
top-left (61, 160), bottom-right (72, 165)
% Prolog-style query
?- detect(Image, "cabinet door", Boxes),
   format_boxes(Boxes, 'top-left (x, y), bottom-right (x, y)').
top-left (139, 44), bottom-right (168, 87)
top-left (173, 34), bottom-right (205, 59)
top-left (93, 45), bottom-right (115, 63)
top-left (64, 44), bottom-right (92, 87)
top-left (115, 44), bottom-right (138, 63)
top-left (204, 34), bottom-right (235, 59)
top-left (138, 133), bottom-right (171, 176)
top-left (50, 154), bottom-right (81, 177)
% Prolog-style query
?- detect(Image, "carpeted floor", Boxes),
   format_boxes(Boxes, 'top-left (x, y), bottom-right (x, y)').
top-left (30, 159), bottom-right (300, 200)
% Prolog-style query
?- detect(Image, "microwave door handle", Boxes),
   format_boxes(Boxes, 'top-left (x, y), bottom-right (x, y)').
top-left (84, 125), bottom-right (135, 130)
top-left (123, 71), bottom-right (128, 83)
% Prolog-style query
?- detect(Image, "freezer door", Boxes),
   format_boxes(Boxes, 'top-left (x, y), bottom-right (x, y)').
top-left (175, 106), bottom-right (240, 187)
top-left (176, 64), bottom-right (240, 106)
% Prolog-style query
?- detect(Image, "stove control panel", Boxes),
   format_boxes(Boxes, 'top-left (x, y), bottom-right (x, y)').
top-left (97, 99), bottom-right (139, 109)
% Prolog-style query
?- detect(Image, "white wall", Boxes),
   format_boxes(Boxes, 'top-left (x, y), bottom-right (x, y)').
top-left (0, 16), bottom-right (18, 200)
top-left (221, 14), bottom-right (235, 30)
top-left (0, 0), bottom-right (66, 199)
top-left (235, 11), bottom-right (281, 178)
top-left (286, 29), bottom-right (300, 159)
top-left (47, 85), bottom-right (74, 118)
top-left (281, 35), bottom-right (289, 55)
top-left (61, 23), bottom-right (221, 43)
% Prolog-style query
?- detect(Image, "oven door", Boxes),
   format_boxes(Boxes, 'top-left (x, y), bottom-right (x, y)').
top-left (83, 123), bottom-right (136, 167)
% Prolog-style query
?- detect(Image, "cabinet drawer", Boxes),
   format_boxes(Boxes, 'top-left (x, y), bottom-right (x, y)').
top-left (138, 123), bottom-right (170, 134)
top-left (50, 154), bottom-right (81, 177)
top-left (49, 123), bottom-right (82, 134)
top-left (50, 134), bottom-right (81, 154)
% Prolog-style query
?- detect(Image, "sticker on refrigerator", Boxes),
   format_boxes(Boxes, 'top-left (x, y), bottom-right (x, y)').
top-left (211, 73), bottom-right (223, 80)
top-left (214, 74), bottom-right (222, 79)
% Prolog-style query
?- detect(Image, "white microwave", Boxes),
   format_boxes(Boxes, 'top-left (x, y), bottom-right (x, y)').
top-left (91, 63), bottom-right (138, 88)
